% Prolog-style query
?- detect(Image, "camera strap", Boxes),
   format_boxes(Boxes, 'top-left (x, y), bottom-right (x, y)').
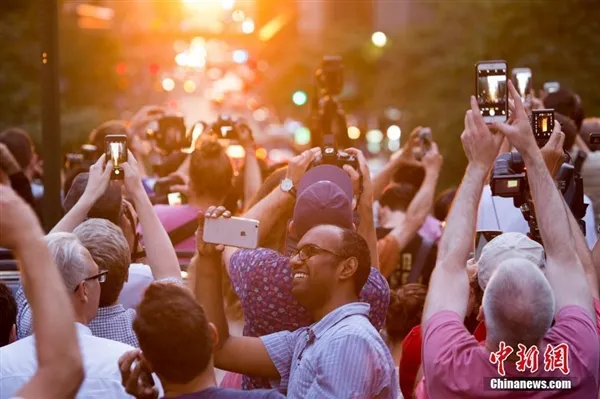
top-left (168, 218), bottom-right (199, 247)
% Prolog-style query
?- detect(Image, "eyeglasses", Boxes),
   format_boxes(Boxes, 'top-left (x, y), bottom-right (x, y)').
top-left (291, 244), bottom-right (345, 262)
top-left (74, 270), bottom-right (108, 292)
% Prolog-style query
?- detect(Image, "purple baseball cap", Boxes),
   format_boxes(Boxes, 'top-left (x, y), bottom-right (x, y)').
top-left (292, 165), bottom-right (354, 238)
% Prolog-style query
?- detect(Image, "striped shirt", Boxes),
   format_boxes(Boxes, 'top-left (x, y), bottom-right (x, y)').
top-left (261, 302), bottom-right (399, 399)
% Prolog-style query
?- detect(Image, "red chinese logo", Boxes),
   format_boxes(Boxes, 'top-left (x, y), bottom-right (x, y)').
top-left (544, 343), bottom-right (570, 375)
top-left (515, 344), bottom-right (540, 373)
top-left (489, 341), bottom-right (513, 376)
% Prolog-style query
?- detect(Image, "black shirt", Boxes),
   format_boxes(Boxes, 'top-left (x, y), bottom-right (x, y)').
top-left (376, 227), bottom-right (438, 289)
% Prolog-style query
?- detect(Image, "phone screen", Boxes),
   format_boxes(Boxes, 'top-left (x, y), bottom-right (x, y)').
top-left (512, 69), bottom-right (532, 99)
top-left (475, 230), bottom-right (503, 261)
top-left (532, 110), bottom-right (554, 147)
top-left (104, 135), bottom-right (128, 179)
top-left (167, 192), bottom-right (183, 206)
top-left (477, 62), bottom-right (508, 123)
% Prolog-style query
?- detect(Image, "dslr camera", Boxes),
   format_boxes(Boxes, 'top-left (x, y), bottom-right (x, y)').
top-left (211, 115), bottom-right (239, 141)
top-left (309, 56), bottom-right (356, 170)
top-left (146, 115), bottom-right (189, 153)
top-left (311, 147), bottom-right (358, 170)
top-left (64, 144), bottom-right (100, 172)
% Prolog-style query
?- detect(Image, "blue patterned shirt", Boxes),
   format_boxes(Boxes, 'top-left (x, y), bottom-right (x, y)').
top-left (261, 302), bottom-right (399, 399)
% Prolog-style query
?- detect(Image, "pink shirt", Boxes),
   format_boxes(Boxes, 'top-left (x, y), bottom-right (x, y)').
top-left (421, 306), bottom-right (599, 398)
top-left (150, 204), bottom-right (200, 257)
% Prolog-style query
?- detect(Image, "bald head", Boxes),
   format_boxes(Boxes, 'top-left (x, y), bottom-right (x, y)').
top-left (483, 259), bottom-right (555, 349)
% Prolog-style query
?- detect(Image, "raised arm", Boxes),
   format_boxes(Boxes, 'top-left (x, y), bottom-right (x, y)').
top-left (496, 80), bottom-right (594, 317)
top-left (344, 148), bottom-right (379, 268)
top-left (238, 122), bottom-right (262, 208)
top-left (193, 206), bottom-right (279, 379)
top-left (423, 98), bottom-right (504, 324)
top-left (0, 186), bottom-right (84, 399)
top-left (50, 154), bottom-right (112, 234)
top-left (372, 127), bottom-right (422, 201)
top-left (122, 152), bottom-right (181, 281)
top-left (378, 145), bottom-right (442, 277)
top-left (223, 148), bottom-right (320, 265)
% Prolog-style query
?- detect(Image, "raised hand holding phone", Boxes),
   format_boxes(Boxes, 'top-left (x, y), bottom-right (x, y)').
top-left (104, 134), bottom-right (128, 180)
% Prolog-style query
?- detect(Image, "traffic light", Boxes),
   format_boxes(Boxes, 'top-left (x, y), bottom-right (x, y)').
top-left (292, 90), bottom-right (308, 106)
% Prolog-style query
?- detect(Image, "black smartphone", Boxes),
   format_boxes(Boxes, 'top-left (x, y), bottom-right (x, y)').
top-left (104, 134), bottom-right (128, 180)
top-left (532, 109), bottom-right (554, 148)
top-left (590, 132), bottom-right (600, 145)
top-left (543, 81), bottom-right (560, 94)
top-left (511, 68), bottom-right (532, 103)
top-left (476, 60), bottom-right (508, 124)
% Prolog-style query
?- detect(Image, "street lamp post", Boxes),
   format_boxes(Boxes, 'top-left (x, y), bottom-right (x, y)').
top-left (41, 0), bottom-right (62, 231)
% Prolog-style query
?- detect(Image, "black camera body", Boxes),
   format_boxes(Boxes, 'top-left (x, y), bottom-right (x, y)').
top-left (310, 56), bottom-right (349, 150)
top-left (311, 147), bottom-right (358, 170)
top-left (590, 132), bottom-right (600, 145)
top-left (491, 150), bottom-right (588, 243)
top-left (146, 115), bottom-right (188, 153)
top-left (64, 144), bottom-right (100, 171)
top-left (211, 115), bottom-right (239, 141)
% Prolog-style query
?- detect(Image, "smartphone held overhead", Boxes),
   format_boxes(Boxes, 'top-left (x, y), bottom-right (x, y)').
top-left (531, 109), bottom-right (554, 148)
top-left (511, 67), bottom-right (532, 103)
top-left (203, 216), bottom-right (259, 249)
top-left (476, 60), bottom-right (508, 124)
top-left (104, 135), bottom-right (128, 180)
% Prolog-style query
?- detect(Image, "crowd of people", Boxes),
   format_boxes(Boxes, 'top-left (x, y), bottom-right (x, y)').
top-left (1, 80), bottom-right (600, 399)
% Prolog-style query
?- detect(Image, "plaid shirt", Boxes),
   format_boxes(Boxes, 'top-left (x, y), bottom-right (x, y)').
top-left (261, 302), bottom-right (399, 398)
top-left (88, 305), bottom-right (139, 347)
top-left (16, 277), bottom-right (184, 345)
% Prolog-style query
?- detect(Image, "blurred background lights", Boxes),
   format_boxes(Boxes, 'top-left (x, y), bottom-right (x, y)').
top-left (226, 144), bottom-right (245, 159)
top-left (241, 19), bottom-right (255, 34)
top-left (294, 126), bottom-right (311, 145)
top-left (347, 126), bottom-right (361, 140)
top-left (388, 139), bottom-right (401, 152)
top-left (183, 80), bottom-right (196, 93)
top-left (386, 125), bottom-right (401, 140)
top-left (253, 108), bottom-right (269, 122)
top-left (368, 142), bottom-right (382, 154)
top-left (366, 129), bottom-right (384, 143)
top-left (222, 0), bottom-right (235, 10)
top-left (292, 90), bottom-right (308, 106)
top-left (232, 10), bottom-right (245, 22)
top-left (371, 31), bottom-right (387, 48)
top-left (255, 147), bottom-right (268, 160)
top-left (385, 107), bottom-right (402, 121)
top-left (232, 49), bottom-right (248, 64)
top-left (162, 78), bottom-right (175, 92)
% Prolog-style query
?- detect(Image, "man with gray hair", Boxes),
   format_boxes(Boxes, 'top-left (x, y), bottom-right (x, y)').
top-left (43, 152), bottom-right (184, 347)
top-left (420, 86), bottom-right (599, 398)
top-left (4, 232), bottom-right (135, 398)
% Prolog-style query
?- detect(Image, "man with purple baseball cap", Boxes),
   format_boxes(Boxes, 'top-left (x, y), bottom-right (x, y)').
top-left (220, 148), bottom-right (390, 391)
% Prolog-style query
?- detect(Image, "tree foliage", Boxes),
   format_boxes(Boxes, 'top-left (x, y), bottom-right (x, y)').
top-left (263, 0), bottom-right (600, 189)
top-left (0, 0), bottom-right (122, 151)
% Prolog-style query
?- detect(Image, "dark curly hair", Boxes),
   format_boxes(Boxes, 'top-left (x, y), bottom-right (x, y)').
top-left (385, 283), bottom-right (427, 343)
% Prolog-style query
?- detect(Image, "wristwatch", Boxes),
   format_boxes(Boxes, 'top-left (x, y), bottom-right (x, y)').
top-left (280, 178), bottom-right (296, 197)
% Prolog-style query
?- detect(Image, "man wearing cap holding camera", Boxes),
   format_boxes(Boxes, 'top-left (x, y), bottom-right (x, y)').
top-left (212, 147), bottom-right (390, 390)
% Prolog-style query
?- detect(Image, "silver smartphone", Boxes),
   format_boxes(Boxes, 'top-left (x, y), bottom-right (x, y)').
top-left (475, 230), bottom-right (503, 261)
top-left (203, 217), bottom-right (259, 249)
top-left (476, 61), bottom-right (508, 124)
top-left (511, 67), bottom-right (532, 102)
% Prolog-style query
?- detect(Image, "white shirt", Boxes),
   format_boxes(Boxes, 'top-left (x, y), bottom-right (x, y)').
top-left (0, 323), bottom-right (134, 399)
top-left (119, 263), bottom-right (154, 310)
top-left (582, 151), bottom-right (600, 227)
top-left (478, 185), bottom-right (598, 249)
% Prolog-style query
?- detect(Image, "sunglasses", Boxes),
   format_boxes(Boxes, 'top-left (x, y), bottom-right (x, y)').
top-left (74, 270), bottom-right (108, 292)
top-left (291, 244), bottom-right (345, 262)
